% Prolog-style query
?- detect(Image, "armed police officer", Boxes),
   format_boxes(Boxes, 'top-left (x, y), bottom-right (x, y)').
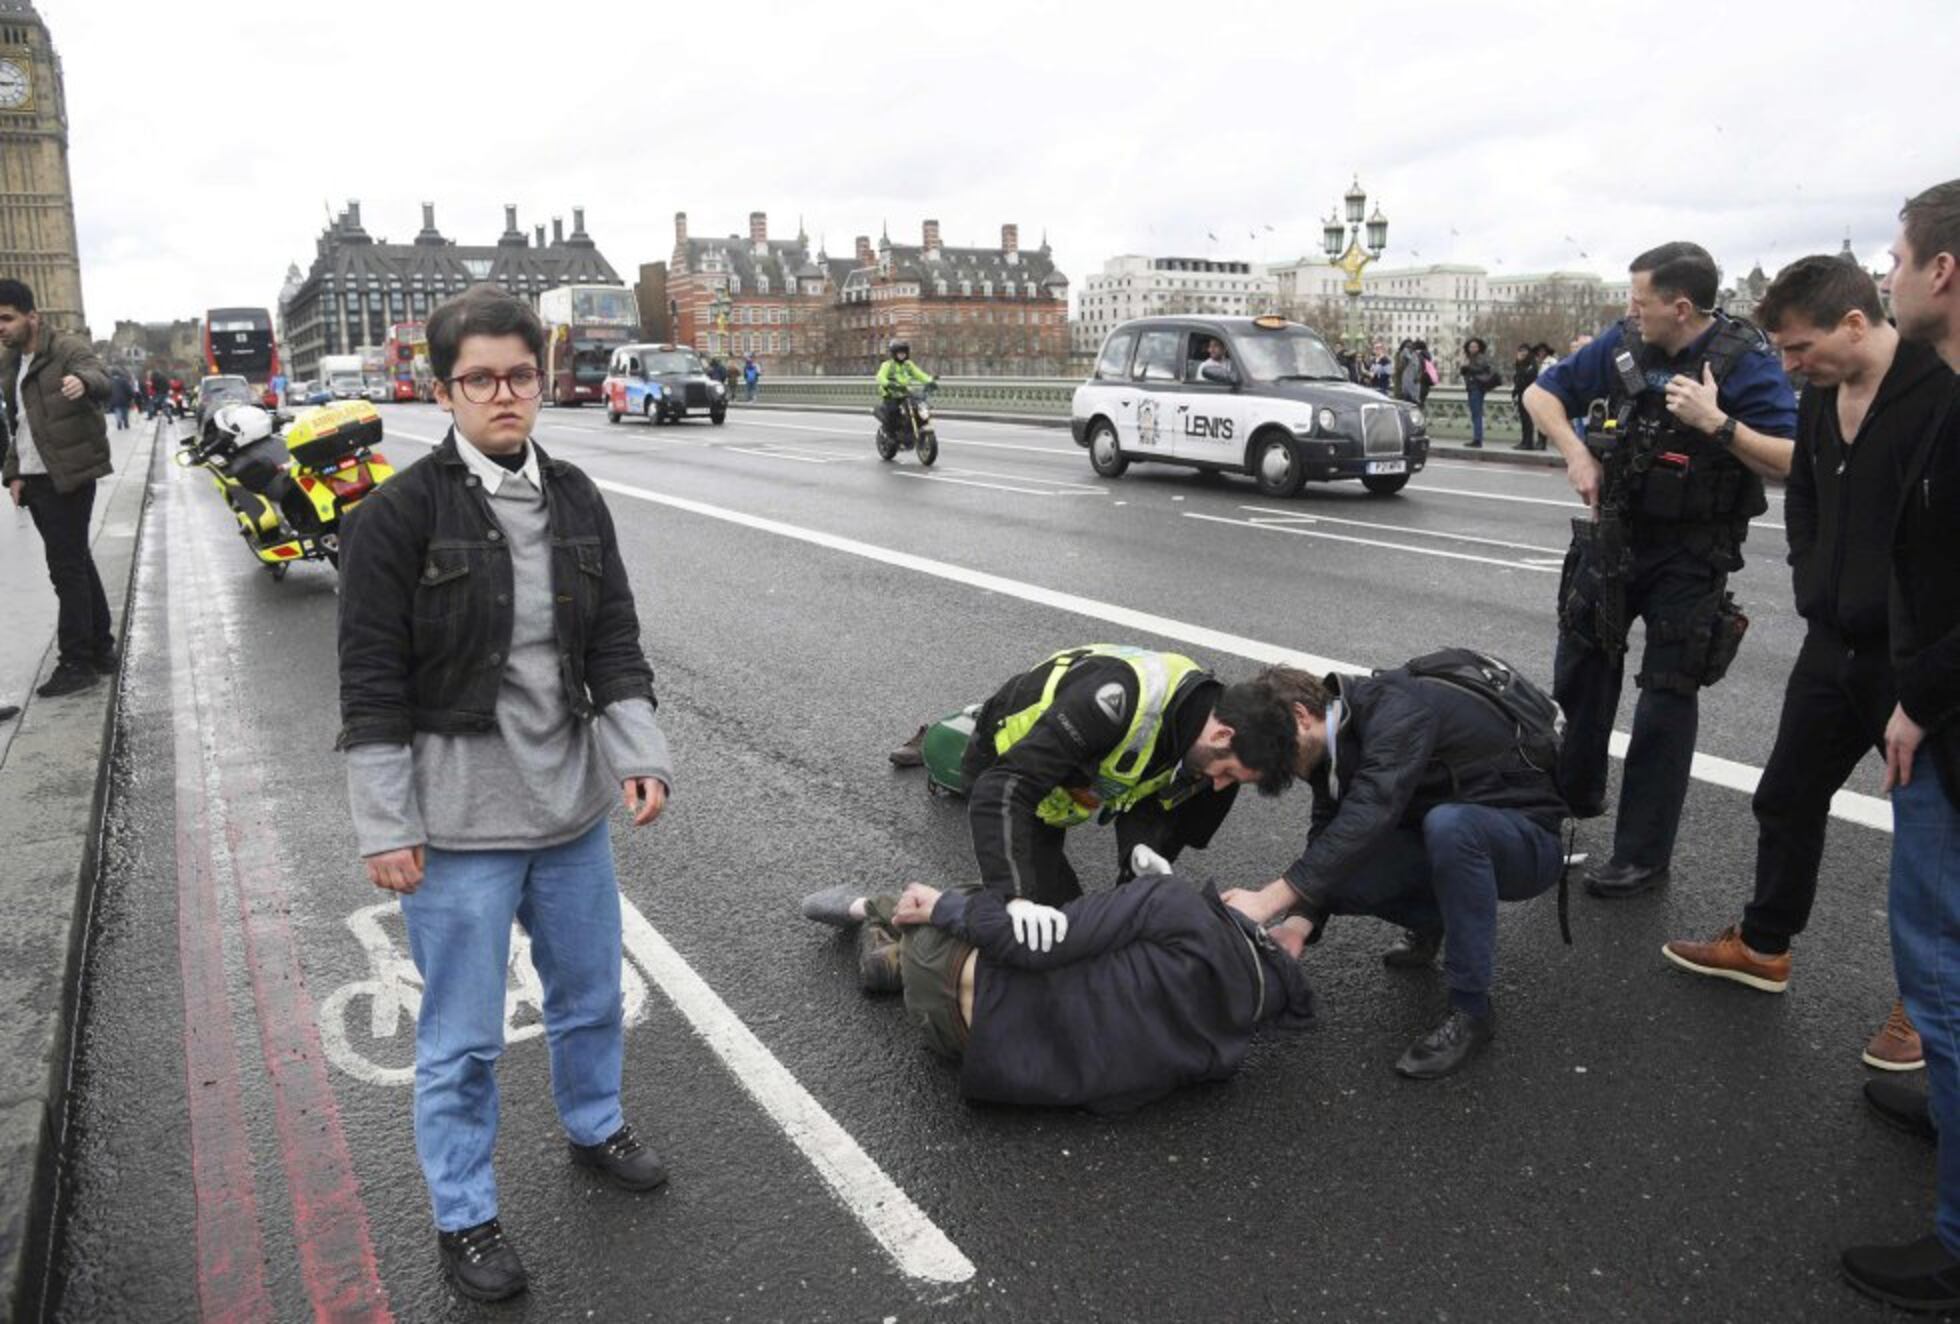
top-left (894, 645), bottom-right (1301, 950)
top-left (1524, 243), bottom-right (1798, 899)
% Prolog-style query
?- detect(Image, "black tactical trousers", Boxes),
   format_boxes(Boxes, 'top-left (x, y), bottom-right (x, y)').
top-left (1554, 533), bottom-right (1729, 870)
top-left (1739, 627), bottom-right (1893, 954)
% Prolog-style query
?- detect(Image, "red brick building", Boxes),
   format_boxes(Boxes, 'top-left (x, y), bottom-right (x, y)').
top-left (665, 211), bottom-right (1069, 377)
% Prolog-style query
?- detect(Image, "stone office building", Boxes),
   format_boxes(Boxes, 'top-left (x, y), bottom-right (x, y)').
top-left (280, 200), bottom-right (623, 381)
top-left (0, 0), bottom-right (86, 333)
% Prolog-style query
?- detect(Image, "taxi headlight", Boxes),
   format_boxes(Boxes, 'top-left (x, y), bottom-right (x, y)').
top-left (1317, 407), bottom-right (1339, 434)
top-left (1408, 407), bottom-right (1425, 430)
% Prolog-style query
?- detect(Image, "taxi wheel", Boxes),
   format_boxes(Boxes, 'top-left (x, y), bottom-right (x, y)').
top-left (1088, 420), bottom-right (1127, 478)
top-left (646, 399), bottom-right (663, 425)
top-left (1252, 435), bottom-right (1304, 497)
top-left (1361, 473), bottom-right (1410, 496)
top-left (710, 408), bottom-right (727, 425)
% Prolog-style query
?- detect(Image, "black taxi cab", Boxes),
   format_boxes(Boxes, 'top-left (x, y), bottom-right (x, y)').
top-left (603, 343), bottom-right (728, 427)
top-left (1068, 315), bottom-right (1428, 495)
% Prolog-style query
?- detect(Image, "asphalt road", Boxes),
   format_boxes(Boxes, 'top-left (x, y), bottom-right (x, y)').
top-left (41, 403), bottom-right (1927, 1321)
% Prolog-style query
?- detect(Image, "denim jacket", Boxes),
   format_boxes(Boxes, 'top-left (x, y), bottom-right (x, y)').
top-left (335, 431), bottom-right (654, 749)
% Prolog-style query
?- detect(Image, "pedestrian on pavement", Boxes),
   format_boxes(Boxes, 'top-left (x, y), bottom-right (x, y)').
top-left (1660, 256), bottom-right (1951, 1071)
top-left (1842, 177), bottom-right (1960, 1314)
top-left (145, 369), bottom-right (163, 419)
top-left (1512, 343), bottom-right (1541, 450)
top-left (1219, 654), bottom-right (1569, 1079)
top-left (889, 645), bottom-right (1301, 947)
top-left (1367, 340), bottom-right (1392, 393)
top-left (1395, 340), bottom-right (1423, 403)
top-left (797, 869), bottom-right (1316, 1114)
top-left (107, 368), bottom-right (134, 431)
top-left (0, 279), bottom-right (117, 699)
top-left (1525, 242), bottom-right (1797, 901)
top-left (1416, 339), bottom-right (1438, 404)
top-left (336, 284), bottom-right (675, 1304)
top-left (1459, 337), bottom-right (1502, 448)
top-left (742, 353), bottom-right (760, 402)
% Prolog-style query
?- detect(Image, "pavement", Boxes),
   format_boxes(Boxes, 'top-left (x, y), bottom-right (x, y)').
top-left (19, 403), bottom-right (1921, 1321)
top-left (0, 410), bottom-right (162, 1319)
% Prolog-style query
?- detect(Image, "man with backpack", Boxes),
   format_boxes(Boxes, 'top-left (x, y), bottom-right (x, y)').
top-left (1221, 652), bottom-right (1569, 1079)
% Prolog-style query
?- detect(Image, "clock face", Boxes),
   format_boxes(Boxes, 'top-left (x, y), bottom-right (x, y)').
top-left (0, 60), bottom-right (28, 109)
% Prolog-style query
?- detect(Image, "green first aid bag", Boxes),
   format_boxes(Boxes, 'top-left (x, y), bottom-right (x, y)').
top-left (922, 705), bottom-right (980, 796)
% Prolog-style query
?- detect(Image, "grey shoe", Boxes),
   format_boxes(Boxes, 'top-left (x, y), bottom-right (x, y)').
top-left (801, 885), bottom-right (863, 929)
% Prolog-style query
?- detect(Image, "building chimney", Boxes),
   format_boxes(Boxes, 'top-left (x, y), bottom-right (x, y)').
top-left (856, 235), bottom-right (873, 267)
top-left (553, 216), bottom-right (564, 245)
top-left (422, 202), bottom-right (435, 231)
top-left (348, 200), bottom-right (362, 229)
top-left (535, 224), bottom-right (546, 247)
top-left (750, 211), bottom-right (768, 252)
top-left (572, 206), bottom-right (587, 237)
top-left (923, 219), bottom-right (941, 255)
top-left (504, 204), bottom-right (518, 233)
top-left (675, 211), bottom-right (688, 244)
top-left (1002, 223), bottom-right (1019, 260)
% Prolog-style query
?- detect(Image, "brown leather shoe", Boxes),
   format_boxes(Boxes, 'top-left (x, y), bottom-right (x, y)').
top-left (1864, 999), bottom-right (1926, 1072)
top-left (888, 724), bottom-right (927, 768)
top-left (1661, 925), bottom-right (1791, 993)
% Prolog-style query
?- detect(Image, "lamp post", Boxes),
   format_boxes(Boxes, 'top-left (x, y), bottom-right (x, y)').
top-left (1321, 176), bottom-right (1389, 342)
top-left (708, 290), bottom-right (731, 363)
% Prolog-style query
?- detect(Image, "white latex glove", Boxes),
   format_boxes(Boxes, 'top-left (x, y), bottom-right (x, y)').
top-left (1005, 898), bottom-right (1068, 952)
top-left (1129, 844), bottom-right (1173, 877)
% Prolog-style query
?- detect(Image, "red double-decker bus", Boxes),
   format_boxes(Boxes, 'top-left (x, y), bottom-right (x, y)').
top-left (383, 321), bottom-right (430, 402)
top-left (203, 306), bottom-right (281, 406)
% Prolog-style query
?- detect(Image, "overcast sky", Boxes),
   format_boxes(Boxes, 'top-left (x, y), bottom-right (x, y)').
top-left (44, 0), bottom-right (1958, 329)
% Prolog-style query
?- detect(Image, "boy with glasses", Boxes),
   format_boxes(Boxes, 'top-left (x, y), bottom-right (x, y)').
top-left (337, 284), bottom-right (674, 1302)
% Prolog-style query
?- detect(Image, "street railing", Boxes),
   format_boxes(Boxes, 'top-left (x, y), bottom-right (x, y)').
top-left (733, 378), bottom-right (1522, 440)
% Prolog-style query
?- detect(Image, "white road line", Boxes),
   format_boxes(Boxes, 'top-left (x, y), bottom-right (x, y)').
top-left (617, 906), bottom-right (975, 1285)
top-left (1185, 511), bottom-right (1560, 573)
top-left (1414, 483), bottom-right (1785, 532)
top-left (1236, 504), bottom-right (1566, 555)
top-left (727, 446), bottom-right (833, 465)
top-left (584, 477), bottom-right (1892, 835)
top-left (891, 471), bottom-right (1084, 497)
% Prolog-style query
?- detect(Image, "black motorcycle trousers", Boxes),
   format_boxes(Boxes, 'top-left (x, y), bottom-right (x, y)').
top-left (1554, 535), bottom-right (1730, 870)
top-left (1739, 627), bottom-right (1893, 954)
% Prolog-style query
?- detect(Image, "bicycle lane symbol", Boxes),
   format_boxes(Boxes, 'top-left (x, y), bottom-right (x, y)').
top-left (318, 899), bottom-right (651, 1087)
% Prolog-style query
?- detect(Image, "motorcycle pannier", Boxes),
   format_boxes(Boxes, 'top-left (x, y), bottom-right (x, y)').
top-left (286, 400), bottom-right (384, 469)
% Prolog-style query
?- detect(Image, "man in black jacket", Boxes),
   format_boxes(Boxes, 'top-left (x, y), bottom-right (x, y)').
top-left (896, 645), bottom-right (1302, 951)
top-left (1220, 660), bottom-right (1567, 1079)
top-left (1842, 179), bottom-right (1960, 1313)
top-left (1663, 258), bottom-right (1952, 1072)
top-left (801, 872), bottom-right (1315, 1114)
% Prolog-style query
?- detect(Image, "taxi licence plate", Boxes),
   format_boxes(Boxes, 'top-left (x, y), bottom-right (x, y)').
top-left (1366, 459), bottom-right (1407, 476)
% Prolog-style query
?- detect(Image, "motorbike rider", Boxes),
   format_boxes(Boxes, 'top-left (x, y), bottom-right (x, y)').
top-left (875, 339), bottom-right (935, 439)
top-left (896, 644), bottom-right (1303, 950)
top-left (1522, 241), bottom-right (1797, 899)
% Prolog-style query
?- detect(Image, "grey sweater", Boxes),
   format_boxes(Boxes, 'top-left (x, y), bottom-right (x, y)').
top-left (345, 462), bottom-right (671, 855)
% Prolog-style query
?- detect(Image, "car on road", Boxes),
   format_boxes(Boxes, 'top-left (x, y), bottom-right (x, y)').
top-left (194, 374), bottom-right (256, 438)
top-left (1070, 315), bottom-right (1429, 496)
top-left (362, 378), bottom-right (391, 404)
top-left (603, 343), bottom-right (727, 426)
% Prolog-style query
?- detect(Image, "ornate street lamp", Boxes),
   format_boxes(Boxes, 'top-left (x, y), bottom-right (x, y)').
top-left (1326, 176), bottom-right (1389, 298)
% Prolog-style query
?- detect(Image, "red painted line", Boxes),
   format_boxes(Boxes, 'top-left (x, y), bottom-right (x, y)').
top-left (167, 536), bottom-right (277, 1321)
top-left (173, 476), bottom-right (394, 1321)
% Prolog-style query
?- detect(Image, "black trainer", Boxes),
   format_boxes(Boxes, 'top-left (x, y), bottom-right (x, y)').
top-left (1383, 929), bottom-right (1442, 969)
top-left (437, 1218), bottom-right (527, 1302)
top-left (571, 1123), bottom-right (669, 1192)
top-left (90, 646), bottom-right (120, 675)
top-left (0, 704), bottom-right (18, 722)
top-left (1584, 860), bottom-right (1669, 899)
top-left (36, 663), bottom-right (100, 698)
top-left (1842, 1234), bottom-right (1960, 1312)
top-left (1866, 1078), bottom-right (1937, 1144)
top-left (1394, 1008), bottom-right (1495, 1080)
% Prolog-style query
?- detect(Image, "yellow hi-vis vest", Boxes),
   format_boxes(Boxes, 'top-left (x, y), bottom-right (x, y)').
top-left (992, 645), bottom-right (1204, 828)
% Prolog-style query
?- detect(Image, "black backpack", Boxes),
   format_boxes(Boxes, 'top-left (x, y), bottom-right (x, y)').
top-left (1388, 648), bottom-right (1577, 942)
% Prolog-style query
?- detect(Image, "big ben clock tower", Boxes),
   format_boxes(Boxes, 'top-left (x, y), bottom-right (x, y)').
top-left (0, 0), bottom-right (86, 335)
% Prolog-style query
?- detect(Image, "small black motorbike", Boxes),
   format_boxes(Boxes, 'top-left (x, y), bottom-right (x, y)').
top-left (874, 383), bottom-right (939, 467)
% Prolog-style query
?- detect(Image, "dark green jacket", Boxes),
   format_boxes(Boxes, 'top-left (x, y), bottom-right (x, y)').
top-left (3, 330), bottom-right (112, 493)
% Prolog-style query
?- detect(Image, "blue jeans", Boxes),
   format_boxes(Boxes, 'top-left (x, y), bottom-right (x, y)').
top-left (1890, 749), bottom-right (1960, 1254)
top-left (1320, 804), bottom-right (1563, 1008)
top-left (399, 817), bottom-right (626, 1231)
top-left (1466, 387), bottom-right (1486, 444)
